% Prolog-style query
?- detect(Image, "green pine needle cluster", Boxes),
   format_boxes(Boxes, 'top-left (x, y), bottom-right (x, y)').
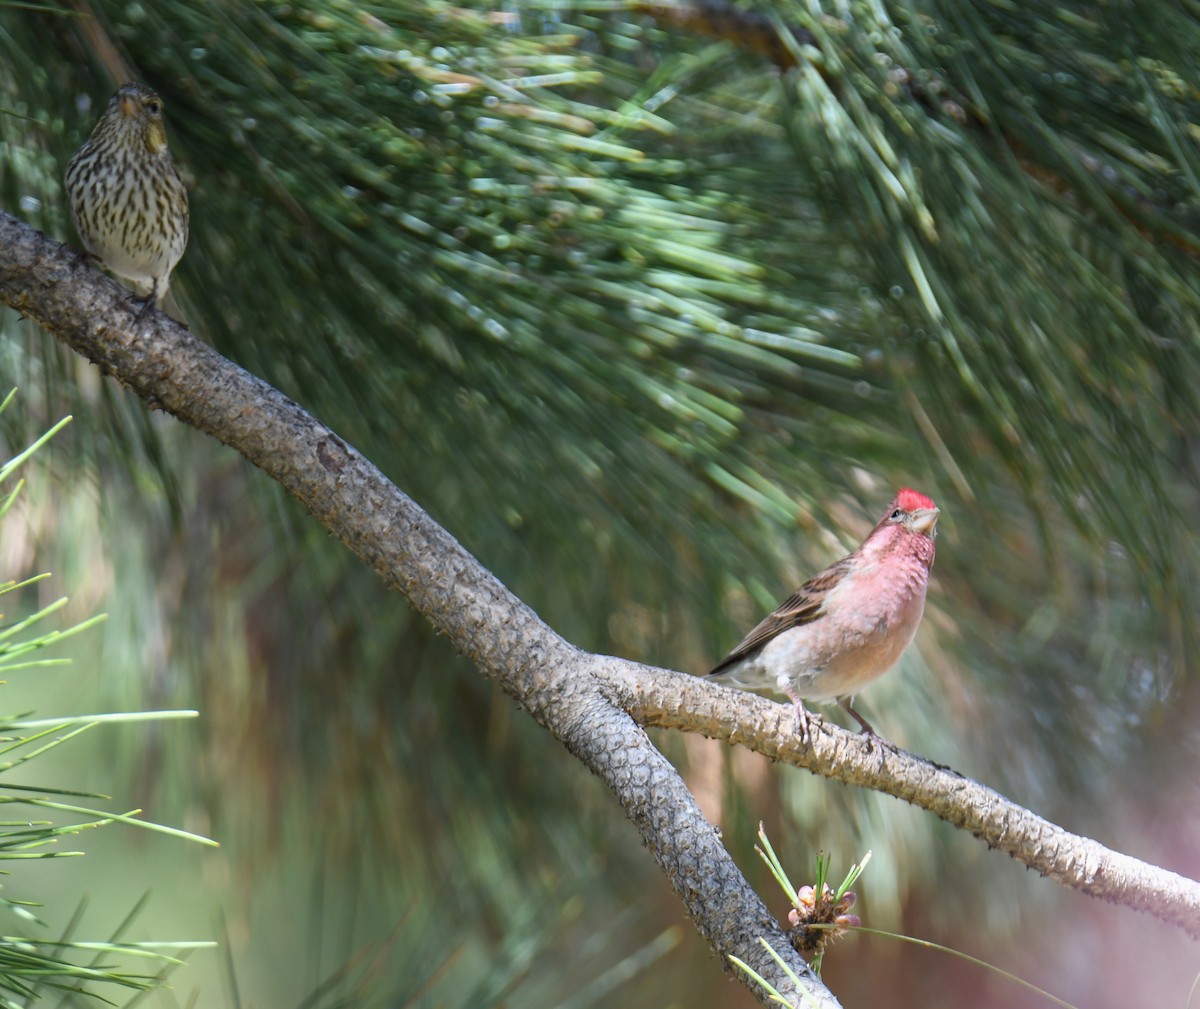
top-left (2, 6), bottom-right (1200, 1002)
top-left (0, 400), bottom-right (213, 1006)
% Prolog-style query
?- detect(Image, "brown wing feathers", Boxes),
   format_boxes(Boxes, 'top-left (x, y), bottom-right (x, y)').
top-left (708, 555), bottom-right (852, 675)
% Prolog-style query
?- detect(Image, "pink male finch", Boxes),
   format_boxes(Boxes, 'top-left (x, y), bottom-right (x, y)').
top-left (64, 82), bottom-right (189, 313)
top-left (710, 488), bottom-right (939, 742)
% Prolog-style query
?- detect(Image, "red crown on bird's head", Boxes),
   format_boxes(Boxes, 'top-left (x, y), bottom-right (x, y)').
top-left (895, 487), bottom-right (937, 512)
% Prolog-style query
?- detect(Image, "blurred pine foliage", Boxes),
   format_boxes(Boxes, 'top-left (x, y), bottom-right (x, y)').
top-left (3, 1), bottom-right (1200, 1006)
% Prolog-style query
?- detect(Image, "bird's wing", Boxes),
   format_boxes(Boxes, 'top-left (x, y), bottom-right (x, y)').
top-left (709, 555), bottom-right (852, 676)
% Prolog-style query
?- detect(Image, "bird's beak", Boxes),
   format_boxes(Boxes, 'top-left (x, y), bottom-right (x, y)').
top-left (908, 507), bottom-right (940, 535)
top-left (119, 94), bottom-right (138, 118)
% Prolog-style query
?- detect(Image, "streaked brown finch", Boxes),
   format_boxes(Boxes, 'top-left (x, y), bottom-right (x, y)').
top-left (710, 488), bottom-right (939, 742)
top-left (65, 82), bottom-right (189, 314)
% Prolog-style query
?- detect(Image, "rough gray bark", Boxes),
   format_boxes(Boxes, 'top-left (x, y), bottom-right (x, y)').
top-left (0, 211), bottom-right (838, 1007)
top-left (3, 209), bottom-right (1200, 990)
top-left (603, 658), bottom-right (1200, 937)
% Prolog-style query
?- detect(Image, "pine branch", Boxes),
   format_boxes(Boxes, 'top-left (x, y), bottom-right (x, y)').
top-left (6, 211), bottom-right (1200, 951)
top-left (0, 211), bottom-right (841, 1009)
top-left (615, 664), bottom-right (1200, 937)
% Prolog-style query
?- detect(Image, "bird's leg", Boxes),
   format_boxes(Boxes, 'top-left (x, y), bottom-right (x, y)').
top-left (783, 684), bottom-right (813, 746)
top-left (839, 697), bottom-right (877, 737)
top-left (71, 247), bottom-right (99, 271)
top-left (133, 279), bottom-right (162, 321)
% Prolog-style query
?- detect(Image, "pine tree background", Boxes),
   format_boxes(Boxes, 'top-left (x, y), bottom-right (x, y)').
top-left (2, 0), bottom-right (1199, 1005)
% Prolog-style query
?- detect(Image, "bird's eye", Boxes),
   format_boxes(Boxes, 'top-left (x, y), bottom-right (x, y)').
top-left (147, 101), bottom-right (161, 115)
top-left (890, 508), bottom-right (903, 520)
